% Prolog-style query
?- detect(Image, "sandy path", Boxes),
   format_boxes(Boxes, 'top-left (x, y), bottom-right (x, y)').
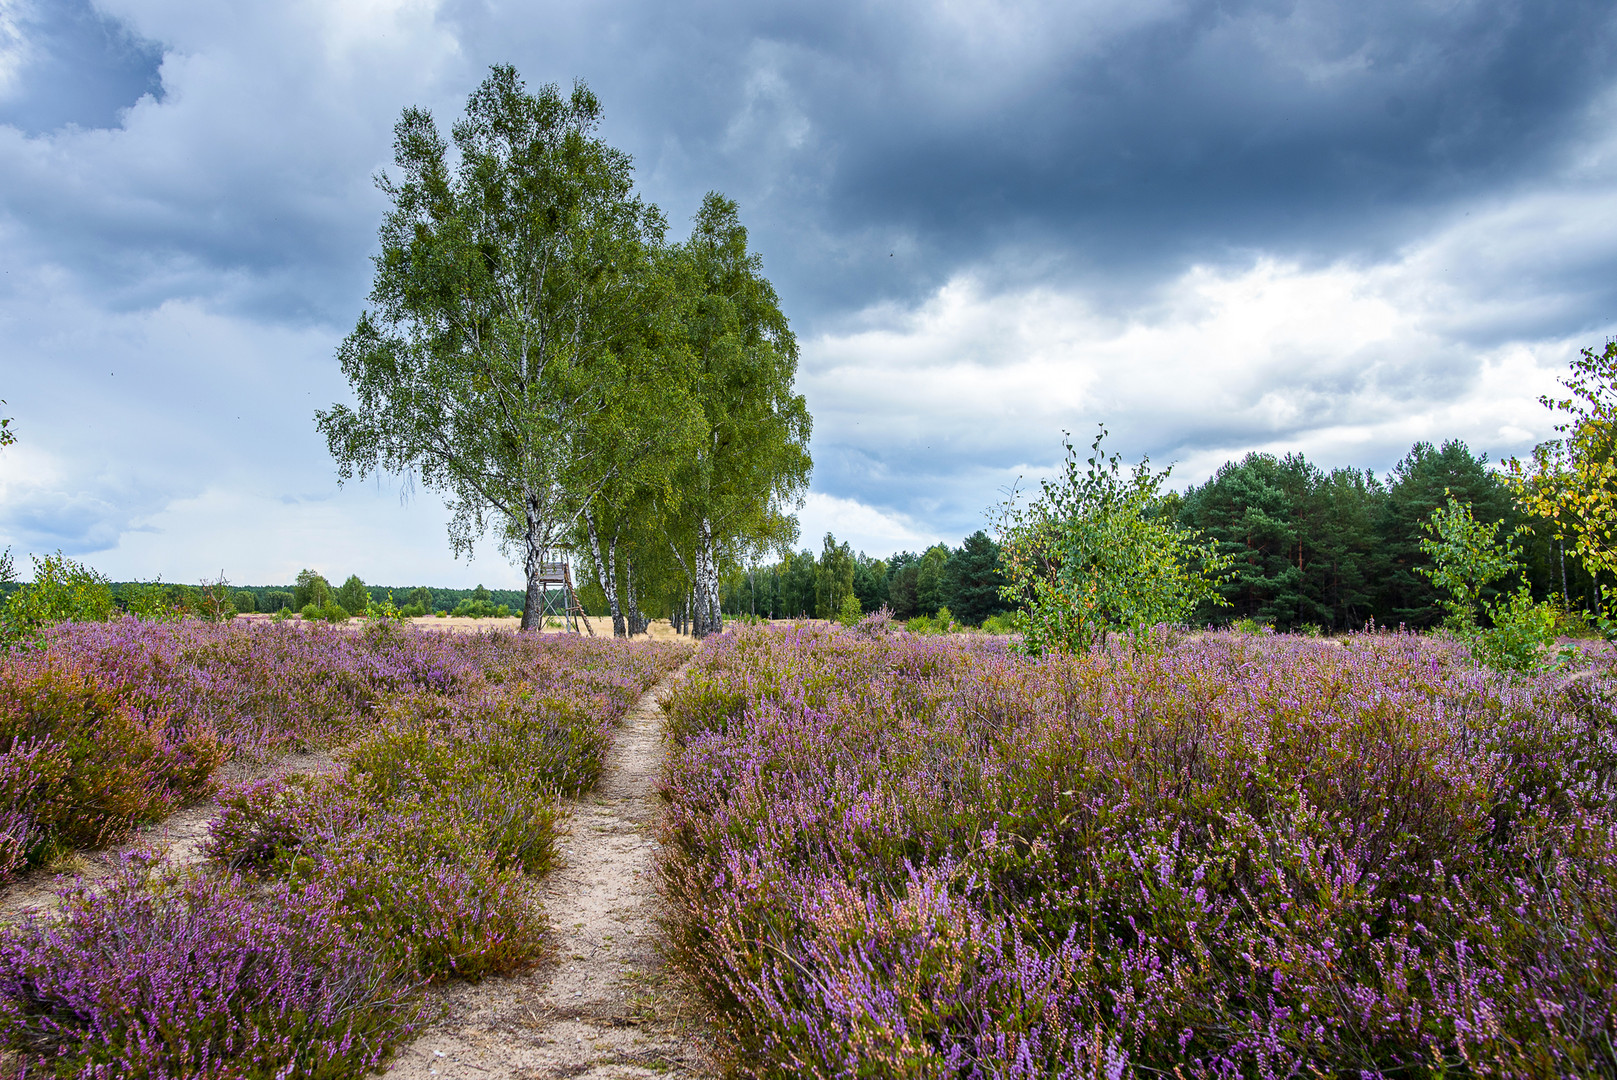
top-left (0, 749), bottom-right (346, 920)
top-left (384, 660), bottom-right (709, 1080)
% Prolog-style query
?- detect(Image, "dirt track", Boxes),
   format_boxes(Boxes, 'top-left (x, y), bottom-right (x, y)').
top-left (383, 659), bottom-right (710, 1080)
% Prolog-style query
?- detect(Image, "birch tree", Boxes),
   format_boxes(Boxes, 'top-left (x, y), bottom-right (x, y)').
top-left (317, 67), bottom-right (666, 630)
top-left (664, 194), bottom-right (812, 637)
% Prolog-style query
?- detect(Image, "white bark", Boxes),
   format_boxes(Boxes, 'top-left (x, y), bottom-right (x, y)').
top-left (692, 517), bottom-right (723, 638)
top-left (583, 507), bottom-right (626, 637)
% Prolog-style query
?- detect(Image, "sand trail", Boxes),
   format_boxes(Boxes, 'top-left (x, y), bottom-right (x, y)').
top-left (384, 660), bottom-right (709, 1080)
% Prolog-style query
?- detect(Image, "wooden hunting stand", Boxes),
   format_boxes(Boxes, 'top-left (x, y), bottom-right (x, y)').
top-left (535, 559), bottom-right (594, 636)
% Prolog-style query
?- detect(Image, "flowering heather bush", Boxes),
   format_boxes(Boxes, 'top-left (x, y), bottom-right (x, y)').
top-left (38, 616), bottom-right (683, 759)
top-left (0, 656), bottom-right (220, 874)
top-left (659, 624), bottom-right (1617, 1078)
top-left (0, 618), bottom-right (686, 877)
top-left (0, 854), bottom-right (428, 1078)
top-left (192, 625), bottom-right (689, 982)
top-left (208, 772), bottom-right (548, 981)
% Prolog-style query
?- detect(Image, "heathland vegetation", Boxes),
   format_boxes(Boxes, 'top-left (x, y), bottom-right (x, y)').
top-left (0, 617), bottom-right (688, 1074)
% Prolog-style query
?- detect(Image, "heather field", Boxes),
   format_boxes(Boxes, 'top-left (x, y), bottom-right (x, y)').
top-left (0, 618), bottom-right (690, 1076)
top-left (659, 622), bottom-right (1617, 1078)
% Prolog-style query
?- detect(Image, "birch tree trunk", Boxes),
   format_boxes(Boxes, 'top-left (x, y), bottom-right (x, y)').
top-left (625, 558), bottom-right (646, 635)
top-left (692, 517), bottom-right (723, 638)
top-left (520, 495), bottom-right (546, 632)
top-left (584, 508), bottom-right (626, 637)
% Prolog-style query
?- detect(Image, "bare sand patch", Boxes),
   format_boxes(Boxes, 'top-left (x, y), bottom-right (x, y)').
top-left (0, 748), bottom-right (346, 921)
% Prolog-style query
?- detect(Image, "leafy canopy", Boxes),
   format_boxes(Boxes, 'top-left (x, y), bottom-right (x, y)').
top-left (317, 66), bottom-right (677, 626)
top-left (1507, 341), bottom-right (1617, 579)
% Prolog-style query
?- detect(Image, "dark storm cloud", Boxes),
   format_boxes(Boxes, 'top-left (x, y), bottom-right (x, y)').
top-left (437, 0), bottom-right (1617, 331)
top-left (0, 0), bottom-right (164, 133)
top-left (8, 0), bottom-right (1617, 334)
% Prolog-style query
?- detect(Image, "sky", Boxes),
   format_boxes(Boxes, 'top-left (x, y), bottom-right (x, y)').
top-left (4, 0), bottom-right (1617, 588)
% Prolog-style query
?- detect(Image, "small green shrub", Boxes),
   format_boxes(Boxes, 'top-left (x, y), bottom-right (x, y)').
top-left (322, 602), bottom-right (349, 624)
top-left (979, 611), bottom-right (1024, 635)
top-left (1421, 496), bottom-right (1570, 673)
top-left (300, 603), bottom-right (320, 620)
top-left (837, 594), bottom-right (863, 628)
top-left (121, 578), bottom-right (184, 622)
top-left (1477, 587), bottom-right (1574, 673)
top-left (450, 598), bottom-right (504, 618)
top-left (1, 552), bottom-right (116, 640)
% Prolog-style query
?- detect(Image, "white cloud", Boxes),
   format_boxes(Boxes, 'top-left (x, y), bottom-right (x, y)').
top-left (0, 1), bottom-right (27, 101)
top-left (800, 213), bottom-right (1600, 539)
top-left (83, 484), bottom-right (523, 588)
top-left (793, 491), bottom-right (948, 557)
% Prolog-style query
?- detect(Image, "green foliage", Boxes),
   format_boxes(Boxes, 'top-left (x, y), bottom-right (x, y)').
top-left (904, 608), bottom-right (955, 634)
top-left (293, 570), bottom-right (331, 611)
top-left (194, 572), bottom-right (236, 623)
top-left (118, 578), bottom-right (184, 622)
top-left (915, 544), bottom-right (950, 616)
top-left (998, 429), bottom-right (1232, 655)
top-left (887, 553), bottom-right (920, 619)
top-left (979, 611), bottom-right (1023, 635)
top-left (317, 66), bottom-right (685, 631)
top-left (335, 575), bottom-right (370, 618)
top-left (1507, 341), bottom-right (1617, 583)
top-left (815, 534), bottom-right (855, 620)
top-left (657, 191), bottom-right (812, 635)
top-left (405, 586), bottom-right (434, 613)
top-left (300, 603), bottom-right (320, 621)
top-left (1419, 495), bottom-right (1570, 673)
top-left (1419, 496), bottom-right (1521, 633)
top-left (836, 593), bottom-right (862, 628)
top-left (321, 603), bottom-right (349, 624)
top-left (1383, 440), bottom-right (1518, 624)
top-left (851, 554), bottom-right (889, 615)
top-left (944, 530), bottom-right (1007, 626)
top-left (450, 598), bottom-right (508, 618)
top-left (233, 590), bottom-right (257, 614)
top-left (1, 552), bottom-right (117, 640)
top-left (364, 595), bottom-right (409, 628)
top-left (1176, 440), bottom-right (1533, 630)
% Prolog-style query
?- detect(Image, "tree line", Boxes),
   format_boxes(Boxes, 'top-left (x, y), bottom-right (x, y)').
top-left (716, 529), bottom-right (1012, 627)
top-left (1174, 437), bottom-right (1584, 631)
top-left (699, 436), bottom-right (1591, 636)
